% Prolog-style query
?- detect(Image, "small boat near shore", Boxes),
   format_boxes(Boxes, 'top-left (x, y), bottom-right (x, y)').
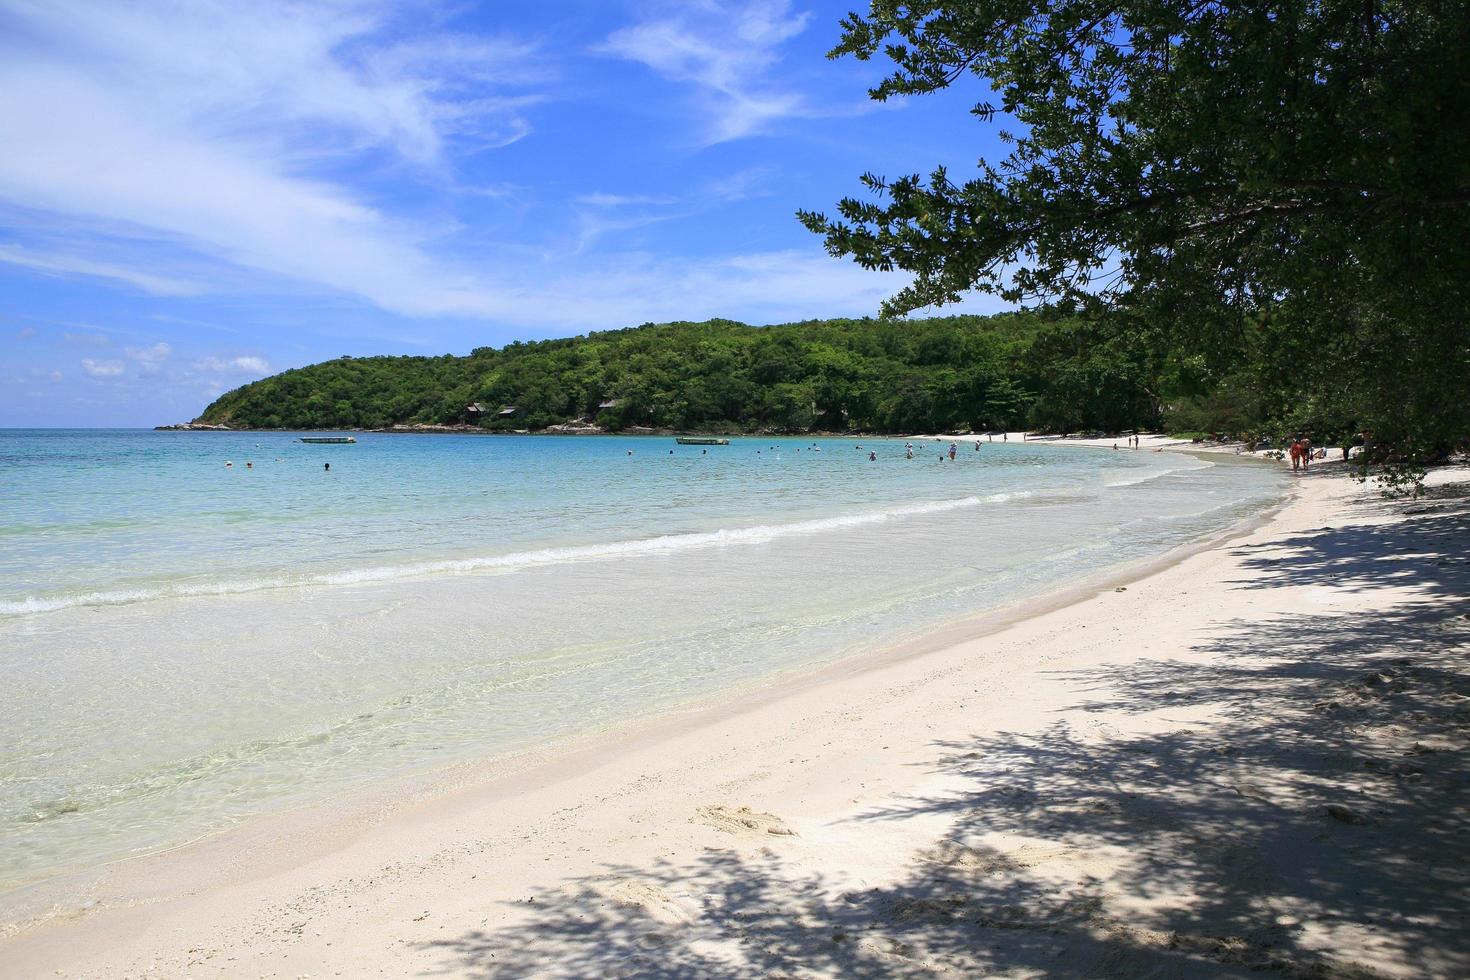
top-left (299, 436), bottom-right (357, 444)
top-left (675, 436), bottom-right (729, 446)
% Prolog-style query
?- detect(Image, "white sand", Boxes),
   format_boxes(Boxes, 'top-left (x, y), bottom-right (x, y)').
top-left (4, 462), bottom-right (1468, 978)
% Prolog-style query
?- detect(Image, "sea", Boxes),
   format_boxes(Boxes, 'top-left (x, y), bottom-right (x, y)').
top-left (0, 429), bottom-right (1285, 895)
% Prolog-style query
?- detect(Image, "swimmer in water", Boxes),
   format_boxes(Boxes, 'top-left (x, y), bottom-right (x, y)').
top-left (868, 451), bottom-right (877, 461)
top-left (905, 446), bottom-right (914, 459)
top-left (324, 462), bottom-right (330, 471)
top-left (225, 461), bottom-right (233, 468)
top-left (246, 461), bottom-right (253, 469)
top-left (627, 449), bottom-right (633, 455)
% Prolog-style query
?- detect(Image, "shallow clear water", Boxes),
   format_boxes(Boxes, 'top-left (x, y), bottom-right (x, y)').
top-left (0, 429), bottom-right (1284, 891)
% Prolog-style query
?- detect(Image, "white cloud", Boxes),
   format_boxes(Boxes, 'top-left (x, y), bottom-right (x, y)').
top-left (125, 342), bottom-right (172, 364)
top-left (16, 325), bottom-right (36, 339)
top-left (0, 243), bottom-right (202, 296)
top-left (81, 358), bottom-right (125, 377)
top-left (574, 193), bottom-right (679, 208)
top-left (193, 355), bottom-right (271, 374)
top-left (0, 0), bottom-right (545, 316)
top-left (231, 356), bottom-right (272, 374)
top-left (598, 0), bottom-right (811, 142)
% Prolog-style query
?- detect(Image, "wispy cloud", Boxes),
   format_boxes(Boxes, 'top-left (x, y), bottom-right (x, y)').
top-left (0, 243), bottom-right (202, 296)
top-left (0, 0), bottom-right (547, 315)
top-left (572, 168), bottom-right (774, 250)
top-left (574, 193), bottom-right (679, 209)
top-left (9, 367), bottom-right (63, 384)
top-left (598, 0), bottom-right (812, 143)
top-left (483, 248), bottom-right (914, 328)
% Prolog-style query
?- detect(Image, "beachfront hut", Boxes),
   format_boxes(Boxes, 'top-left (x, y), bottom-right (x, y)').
top-left (498, 405), bottom-right (522, 418)
top-left (466, 403), bottom-right (486, 419)
top-left (598, 398), bottom-right (622, 410)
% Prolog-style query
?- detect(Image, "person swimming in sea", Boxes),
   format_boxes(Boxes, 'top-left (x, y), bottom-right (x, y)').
top-left (324, 462), bottom-right (330, 471)
top-left (868, 451), bottom-right (877, 461)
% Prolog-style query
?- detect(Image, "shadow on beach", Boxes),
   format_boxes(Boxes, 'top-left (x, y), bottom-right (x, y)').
top-left (421, 477), bottom-right (1470, 978)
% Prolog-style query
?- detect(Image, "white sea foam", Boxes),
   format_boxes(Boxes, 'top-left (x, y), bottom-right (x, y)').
top-left (1103, 458), bottom-right (1214, 488)
top-left (0, 491), bottom-right (1031, 617)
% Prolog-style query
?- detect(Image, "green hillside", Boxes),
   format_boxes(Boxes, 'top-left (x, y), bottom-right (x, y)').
top-left (196, 313), bottom-right (1177, 434)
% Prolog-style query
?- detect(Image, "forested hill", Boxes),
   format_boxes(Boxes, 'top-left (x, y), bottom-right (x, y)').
top-left (195, 314), bottom-right (1174, 434)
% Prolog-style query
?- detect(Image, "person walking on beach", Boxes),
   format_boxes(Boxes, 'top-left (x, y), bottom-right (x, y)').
top-left (1288, 440), bottom-right (1302, 472)
top-left (1300, 437), bottom-right (1313, 470)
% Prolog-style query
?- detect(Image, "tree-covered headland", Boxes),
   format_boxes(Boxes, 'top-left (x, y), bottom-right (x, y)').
top-left (197, 313), bottom-right (1177, 435)
top-left (800, 1), bottom-right (1469, 471)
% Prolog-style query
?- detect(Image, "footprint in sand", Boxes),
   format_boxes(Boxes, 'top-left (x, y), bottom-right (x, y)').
top-left (693, 805), bottom-right (797, 838)
top-left (604, 880), bottom-right (695, 926)
top-left (926, 839), bottom-right (1074, 876)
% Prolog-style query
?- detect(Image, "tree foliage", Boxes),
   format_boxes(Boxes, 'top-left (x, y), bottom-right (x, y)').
top-left (799, 1), bottom-right (1470, 462)
top-left (196, 314), bottom-right (1171, 435)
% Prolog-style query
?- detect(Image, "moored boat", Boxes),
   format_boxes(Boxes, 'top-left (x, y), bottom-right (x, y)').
top-left (299, 436), bottom-right (357, 444)
top-left (674, 436), bottom-right (729, 445)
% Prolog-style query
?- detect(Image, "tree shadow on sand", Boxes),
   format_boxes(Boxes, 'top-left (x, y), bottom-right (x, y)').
top-left (422, 481), bottom-right (1470, 978)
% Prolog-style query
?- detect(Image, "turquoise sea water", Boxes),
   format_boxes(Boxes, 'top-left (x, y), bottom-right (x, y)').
top-left (0, 429), bottom-right (1284, 894)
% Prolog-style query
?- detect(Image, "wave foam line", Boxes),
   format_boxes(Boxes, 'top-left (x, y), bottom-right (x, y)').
top-left (1103, 458), bottom-right (1215, 488)
top-left (0, 492), bottom-right (1030, 617)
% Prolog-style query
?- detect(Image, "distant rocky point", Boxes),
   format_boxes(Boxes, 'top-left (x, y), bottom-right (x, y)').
top-left (155, 422), bottom-right (232, 431)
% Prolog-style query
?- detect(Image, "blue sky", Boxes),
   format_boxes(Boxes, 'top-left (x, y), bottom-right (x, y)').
top-left (1, 0), bottom-right (1010, 426)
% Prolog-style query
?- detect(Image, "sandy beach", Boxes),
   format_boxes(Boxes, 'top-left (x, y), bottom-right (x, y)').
top-left (3, 454), bottom-right (1467, 979)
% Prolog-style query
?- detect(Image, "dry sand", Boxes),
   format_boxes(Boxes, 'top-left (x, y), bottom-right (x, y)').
top-left (3, 460), bottom-right (1468, 979)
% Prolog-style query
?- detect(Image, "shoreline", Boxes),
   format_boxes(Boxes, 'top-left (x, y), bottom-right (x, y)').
top-left (0, 465), bottom-right (1289, 922)
top-left (7, 465), bottom-right (1467, 977)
